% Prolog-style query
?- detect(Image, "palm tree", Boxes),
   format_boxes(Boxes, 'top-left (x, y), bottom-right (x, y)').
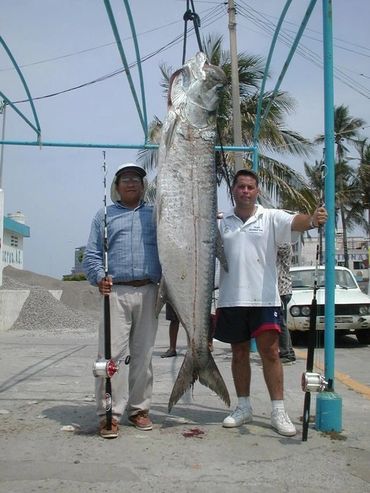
top-left (356, 138), bottom-right (370, 226)
top-left (315, 104), bottom-right (365, 161)
top-left (304, 158), bottom-right (368, 267)
top-left (314, 105), bottom-right (367, 267)
top-left (139, 35), bottom-right (315, 212)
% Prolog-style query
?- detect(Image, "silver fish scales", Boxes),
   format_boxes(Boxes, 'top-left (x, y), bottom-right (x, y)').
top-left (156, 52), bottom-right (230, 412)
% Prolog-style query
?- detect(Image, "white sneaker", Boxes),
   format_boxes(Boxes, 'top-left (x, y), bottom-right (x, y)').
top-left (271, 409), bottom-right (297, 436)
top-left (223, 406), bottom-right (253, 428)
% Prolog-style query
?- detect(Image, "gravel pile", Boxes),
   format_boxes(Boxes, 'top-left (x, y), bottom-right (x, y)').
top-left (1, 266), bottom-right (100, 333)
top-left (10, 288), bottom-right (98, 333)
top-left (1, 266), bottom-right (66, 290)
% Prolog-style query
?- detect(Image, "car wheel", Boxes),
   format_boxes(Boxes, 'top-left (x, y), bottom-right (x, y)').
top-left (355, 329), bottom-right (370, 345)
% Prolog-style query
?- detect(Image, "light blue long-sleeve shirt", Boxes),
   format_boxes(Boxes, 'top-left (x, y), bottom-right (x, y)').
top-left (83, 201), bottom-right (161, 286)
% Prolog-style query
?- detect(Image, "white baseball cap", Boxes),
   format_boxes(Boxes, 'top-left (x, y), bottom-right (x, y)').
top-left (110, 162), bottom-right (146, 202)
top-left (114, 162), bottom-right (146, 179)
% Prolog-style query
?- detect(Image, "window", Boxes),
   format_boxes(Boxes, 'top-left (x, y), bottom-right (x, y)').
top-left (10, 235), bottom-right (18, 247)
top-left (353, 261), bottom-right (365, 270)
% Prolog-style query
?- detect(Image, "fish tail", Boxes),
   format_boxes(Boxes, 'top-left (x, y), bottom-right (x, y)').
top-left (168, 351), bottom-right (230, 412)
top-left (198, 354), bottom-right (231, 409)
top-left (168, 351), bottom-right (196, 413)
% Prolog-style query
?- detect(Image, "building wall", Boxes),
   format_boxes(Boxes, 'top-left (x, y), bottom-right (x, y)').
top-left (2, 229), bottom-right (24, 269)
top-left (300, 235), bottom-right (369, 281)
top-left (2, 212), bottom-right (30, 273)
top-left (71, 246), bottom-right (85, 275)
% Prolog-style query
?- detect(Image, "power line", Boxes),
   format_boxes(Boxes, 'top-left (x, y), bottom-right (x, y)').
top-left (281, 28), bottom-right (370, 59)
top-left (254, 8), bottom-right (370, 55)
top-left (238, 1), bottom-right (370, 98)
top-left (237, 1), bottom-right (370, 100)
top-left (0, 5), bottom-right (219, 72)
top-left (11, 4), bottom-right (225, 105)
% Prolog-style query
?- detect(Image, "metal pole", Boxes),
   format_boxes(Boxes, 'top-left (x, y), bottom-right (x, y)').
top-left (0, 140), bottom-right (257, 153)
top-left (0, 101), bottom-right (6, 189)
top-left (0, 101), bottom-right (5, 287)
top-left (227, 0), bottom-right (243, 171)
top-left (316, 0), bottom-right (342, 433)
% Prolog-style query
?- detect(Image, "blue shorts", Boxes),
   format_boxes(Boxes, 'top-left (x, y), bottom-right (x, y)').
top-left (214, 306), bottom-right (281, 344)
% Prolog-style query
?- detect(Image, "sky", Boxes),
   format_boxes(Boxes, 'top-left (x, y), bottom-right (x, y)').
top-left (1, 0), bottom-right (369, 279)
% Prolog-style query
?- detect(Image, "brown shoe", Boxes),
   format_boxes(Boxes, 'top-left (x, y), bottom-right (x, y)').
top-left (99, 417), bottom-right (119, 438)
top-left (129, 411), bottom-right (152, 431)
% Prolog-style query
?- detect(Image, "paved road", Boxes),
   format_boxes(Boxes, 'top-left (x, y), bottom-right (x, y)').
top-left (293, 333), bottom-right (370, 396)
top-left (0, 314), bottom-right (370, 492)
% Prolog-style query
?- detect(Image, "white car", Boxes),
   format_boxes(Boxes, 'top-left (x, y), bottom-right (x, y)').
top-left (287, 266), bottom-right (370, 344)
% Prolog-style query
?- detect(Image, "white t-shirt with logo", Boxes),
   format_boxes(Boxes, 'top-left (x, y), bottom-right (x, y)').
top-left (218, 205), bottom-right (295, 307)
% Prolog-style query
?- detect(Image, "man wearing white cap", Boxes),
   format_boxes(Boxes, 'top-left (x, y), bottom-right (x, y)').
top-left (83, 162), bottom-right (161, 438)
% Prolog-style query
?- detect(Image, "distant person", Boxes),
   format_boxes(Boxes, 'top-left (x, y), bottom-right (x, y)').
top-left (277, 243), bottom-right (296, 365)
top-left (83, 162), bottom-right (161, 438)
top-left (161, 303), bottom-right (180, 358)
top-left (161, 302), bottom-right (214, 357)
top-left (214, 169), bottom-right (327, 437)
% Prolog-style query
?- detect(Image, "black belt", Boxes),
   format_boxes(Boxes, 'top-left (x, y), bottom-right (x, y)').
top-left (113, 279), bottom-right (152, 287)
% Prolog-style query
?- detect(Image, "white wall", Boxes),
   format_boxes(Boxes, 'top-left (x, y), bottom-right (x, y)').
top-left (2, 229), bottom-right (24, 269)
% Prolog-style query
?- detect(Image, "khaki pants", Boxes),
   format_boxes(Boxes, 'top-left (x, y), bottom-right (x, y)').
top-left (95, 283), bottom-right (159, 420)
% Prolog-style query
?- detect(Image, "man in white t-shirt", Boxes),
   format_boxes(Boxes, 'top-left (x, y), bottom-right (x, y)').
top-left (214, 169), bottom-right (327, 437)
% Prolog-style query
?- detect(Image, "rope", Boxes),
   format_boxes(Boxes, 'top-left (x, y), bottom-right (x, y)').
top-left (182, 0), bottom-right (203, 64)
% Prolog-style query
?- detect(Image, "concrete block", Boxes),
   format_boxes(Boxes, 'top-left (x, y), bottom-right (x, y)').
top-left (0, 290), bottom-right (30, 331)
top-left (49, 290), bottom-right (63, 301)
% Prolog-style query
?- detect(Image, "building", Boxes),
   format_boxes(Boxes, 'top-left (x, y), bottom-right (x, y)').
top-left (2, 211), bottom-right (30, 270)
top-left (71, 246), bottom-right (85, 275)
top-left (300, 233), bottom-right (369, 282)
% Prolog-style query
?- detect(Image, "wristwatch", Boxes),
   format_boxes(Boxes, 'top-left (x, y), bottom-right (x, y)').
top-left (309, 217), bottom-right (317, 229)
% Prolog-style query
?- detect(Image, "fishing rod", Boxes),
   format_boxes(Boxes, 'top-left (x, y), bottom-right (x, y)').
top-left (92, 151), bottom-right (118, 432)
top-left (301, 161), bottom-right (328, 442)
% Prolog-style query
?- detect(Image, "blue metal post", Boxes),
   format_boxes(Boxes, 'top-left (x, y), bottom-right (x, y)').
top-left (250, 338), bottom-right (257, 353)
top-left (316, 0), bottom-right (342, 432)
top-left (0, 37), bottom-right (41, 138)
top-left (0, 140), bottom-right (257, 153)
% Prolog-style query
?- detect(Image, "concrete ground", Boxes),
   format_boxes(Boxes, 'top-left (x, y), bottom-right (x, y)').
top-left (0, 311), bottom-right (370, 493)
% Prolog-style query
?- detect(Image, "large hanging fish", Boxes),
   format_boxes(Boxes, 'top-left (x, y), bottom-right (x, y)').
top-left (156, 52), bottom-right (230, 412)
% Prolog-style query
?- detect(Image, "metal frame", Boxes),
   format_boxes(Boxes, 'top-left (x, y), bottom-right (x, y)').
top-left (0, 0), bottom-right (340, 431)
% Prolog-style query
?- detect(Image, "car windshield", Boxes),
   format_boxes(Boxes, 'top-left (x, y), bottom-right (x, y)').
top-left (291, 269), bottom-right (358, 289)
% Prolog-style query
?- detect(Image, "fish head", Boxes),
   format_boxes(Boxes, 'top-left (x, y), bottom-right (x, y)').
top-left (169, 52), bottom-right (227, 118)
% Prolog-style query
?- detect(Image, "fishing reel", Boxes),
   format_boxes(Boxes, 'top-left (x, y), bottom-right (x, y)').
top-left (93, 355), bottom-right (130, 378)
top-left (93, 359), bottom-right (119, 378)
top-left (301, 371), bottom-right (328, 393)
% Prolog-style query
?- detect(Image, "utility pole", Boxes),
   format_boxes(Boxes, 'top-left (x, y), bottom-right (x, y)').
top-left (0, 100), bottom-right (5, 287)
top-left (0, 101), bottom-right (6, 189)
top-left (228, 0), bottom-right (243, 171)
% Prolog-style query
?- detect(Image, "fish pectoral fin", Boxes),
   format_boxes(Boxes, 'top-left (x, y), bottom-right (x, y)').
top-left (155, 277), bottom-right (167, 318)
top-left (164, 114), bottom-right (178, 150)
top-left (216, 230), bottom-right (228, 272)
